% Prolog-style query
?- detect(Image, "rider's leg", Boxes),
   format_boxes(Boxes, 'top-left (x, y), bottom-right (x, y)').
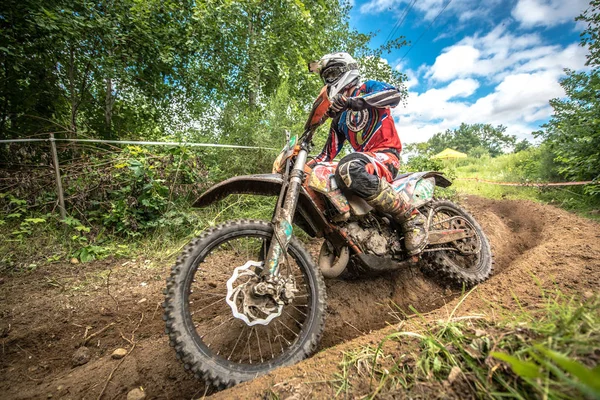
top-left (334, 153), bottom-right (427, 255)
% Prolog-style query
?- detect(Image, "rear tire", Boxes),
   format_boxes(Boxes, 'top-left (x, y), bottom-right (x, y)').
top-left (163, 219), bottom-right (326, 388)
top-left (423, 200), bottom-right (493, 285)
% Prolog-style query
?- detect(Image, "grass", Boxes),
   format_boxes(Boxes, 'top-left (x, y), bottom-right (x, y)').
top-left (330, 289), bottom-right (600, 399)
top-left (441, 153), bottom-right (600, 220)
top-left (0, 194), bottom-right (278, 273)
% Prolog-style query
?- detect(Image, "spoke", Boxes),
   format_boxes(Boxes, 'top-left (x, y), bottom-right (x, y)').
top-left (292, 305), bottom-right (307, 317)
top-left (200, 315), bottom-right (234, 339)
top-left (191, 297), bottom-right (225, 316)
top-left (245, 236), bottom-right (249, 260)
top-left (186, 228), bottom-right (313, 367)
top-left (278, 319), bottom-right (299, 338)
top-left (255, 326), bottom-right (264, 363)
top-left (245, 327), bottom-right (254, 364)
top-left (228, 325), bottom-right (246, 361)
top-left (266, 327), bottom-right (275, 359)
top-left (274, 323), bottom-right (289, 348)
top-left (284, 310), bottom-right (302, 327)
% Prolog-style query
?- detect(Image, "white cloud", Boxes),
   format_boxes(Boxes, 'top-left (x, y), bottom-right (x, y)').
top-left (427, 45), bottom-right (481, 81)
top-left (393, 24), bottom-right (588, 145)
top-left (402, 68), bottom-right (420, 89)
top-left (469, 71), bottom-right (564, 123)
top-left (359, 0), bottom-right (590, 146)
top-left (360, 0), bottom-right (503, 23)
top-left (512, 0), bottom-right (589, 28)
top-left (426, 24), bottom-right (588, 84)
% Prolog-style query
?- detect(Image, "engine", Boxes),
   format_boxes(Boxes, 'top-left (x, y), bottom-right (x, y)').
top-left (342, 217), bottom-right (402, 256)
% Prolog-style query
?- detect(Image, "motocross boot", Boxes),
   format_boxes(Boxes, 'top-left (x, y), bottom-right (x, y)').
top-left (365, 179), bottom-right (428, 256)
top-left (402, 210), bottom-right (428, 256)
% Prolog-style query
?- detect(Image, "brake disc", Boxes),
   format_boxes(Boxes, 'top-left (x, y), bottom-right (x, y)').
top-left (225, 261), bottom-right (283, 326)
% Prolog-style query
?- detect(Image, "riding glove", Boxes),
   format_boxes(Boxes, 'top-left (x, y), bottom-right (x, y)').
top-left (327, 94), bottom-right (349, 117)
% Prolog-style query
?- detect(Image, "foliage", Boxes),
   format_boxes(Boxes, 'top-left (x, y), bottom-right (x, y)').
top-left (404, 155), bottom-right (454, 179)
top-left (534, 1), bottom-right (600, 197)
top-left (402, 154), bottom-right (458, 199)
top-left (332, 290), bottom-right (600, 399)
top-left (534, 70), bottom-right (600, 195)
top-left (452, 146), bottom-right (600, 219)
top-left (425, 123), bottom-right (517, 157)
top-left (0, 0), bottom-right (406, 147)
top-left (455, 145), bottom-right (561, 183)
top-left (514, 139), bottom-right (532, 153)
top-left (578, 0), bottom-right (600, 69)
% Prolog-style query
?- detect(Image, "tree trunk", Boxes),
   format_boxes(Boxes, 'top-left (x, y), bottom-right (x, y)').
top-left (68, 45), bottom-right (78, 136)
top-left (104, 77), bottom-right (114, 139)
top-left (247, 15), bottom-right (260, 108)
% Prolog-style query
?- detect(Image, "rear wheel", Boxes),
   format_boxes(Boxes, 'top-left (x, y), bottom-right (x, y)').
top-left (163, 219), bottom-right (326, 388)
top-left (423, 200), bottom-right (493, 285)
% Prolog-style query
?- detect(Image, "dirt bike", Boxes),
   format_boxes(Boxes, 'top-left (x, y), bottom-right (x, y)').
top-left (163, 86), bottom-right (493, 388)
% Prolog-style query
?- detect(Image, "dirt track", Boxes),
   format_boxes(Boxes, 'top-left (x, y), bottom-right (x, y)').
top-left (1, 196), bottom-right (599, 399)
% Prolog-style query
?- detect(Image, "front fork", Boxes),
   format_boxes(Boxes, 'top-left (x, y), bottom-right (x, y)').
top-left (261, 147), bottom-right (309, 279)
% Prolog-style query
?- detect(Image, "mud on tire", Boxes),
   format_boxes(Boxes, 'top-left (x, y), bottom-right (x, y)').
top-left (162, 219), bottom-right (326, 389)
top-left (422, 200), bottom-right (493, 286)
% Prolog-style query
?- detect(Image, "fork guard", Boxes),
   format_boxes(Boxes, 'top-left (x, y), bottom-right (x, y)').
top-left (193, 174), bottom-right (329, 238)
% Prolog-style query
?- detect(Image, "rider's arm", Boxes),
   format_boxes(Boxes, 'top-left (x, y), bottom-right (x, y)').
top-left (309, 123), bottom-right (345, 165)
top-left (347, 81), bottom-right (401, 111)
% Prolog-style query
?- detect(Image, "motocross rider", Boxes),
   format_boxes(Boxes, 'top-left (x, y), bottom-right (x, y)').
top-left (308, 52), bottom-right (427, 256)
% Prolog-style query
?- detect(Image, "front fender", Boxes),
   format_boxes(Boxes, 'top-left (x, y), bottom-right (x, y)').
top-left (194, 174), bottom-right (284, 207)
top-left (193, 174), bottom-right (328, 237)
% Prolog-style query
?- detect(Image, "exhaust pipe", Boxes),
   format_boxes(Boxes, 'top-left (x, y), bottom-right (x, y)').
top-left (318, 241), bottom-right (349, 279)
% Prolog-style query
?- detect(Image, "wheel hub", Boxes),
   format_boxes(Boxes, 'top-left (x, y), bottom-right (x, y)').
top-left (225, 261), bottom-right (284, 326)
top-left (449, 217), bottom-right (481, 255)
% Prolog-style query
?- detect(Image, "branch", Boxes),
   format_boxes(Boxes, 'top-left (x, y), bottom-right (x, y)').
top-left (97, 314), bottom-right (144, 400)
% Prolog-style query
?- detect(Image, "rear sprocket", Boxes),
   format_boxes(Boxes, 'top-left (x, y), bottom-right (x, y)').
top-left (422, 200), bottom-right (493, 285)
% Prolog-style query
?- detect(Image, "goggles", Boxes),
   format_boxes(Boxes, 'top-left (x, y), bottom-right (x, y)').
top-left (320, 63), bottom-right (358, 84)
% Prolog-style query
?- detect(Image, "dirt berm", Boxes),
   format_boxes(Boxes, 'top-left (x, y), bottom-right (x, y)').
top-left (1, 196), bottom-right (598, 399)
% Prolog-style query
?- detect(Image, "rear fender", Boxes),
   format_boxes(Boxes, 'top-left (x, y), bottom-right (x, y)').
top-left (392, 171), bottom-right (452, 208)
top-left (393, 171), bottom-right (452, 188)
top-left (193, 174), bottom-right (329, 237)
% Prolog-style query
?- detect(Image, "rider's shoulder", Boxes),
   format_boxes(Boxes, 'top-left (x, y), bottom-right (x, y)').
top-left (362, 80), bottom-right (396, 92)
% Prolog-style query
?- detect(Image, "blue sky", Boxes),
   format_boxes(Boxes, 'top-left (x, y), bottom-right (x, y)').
top-left (348, 0), bottom-right (591, 144)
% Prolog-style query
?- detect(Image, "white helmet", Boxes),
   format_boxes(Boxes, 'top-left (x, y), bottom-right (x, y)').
top-left (309, 52), bottom-right (360, 97)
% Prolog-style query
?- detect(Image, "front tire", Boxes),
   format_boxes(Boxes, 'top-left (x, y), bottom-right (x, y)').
top-left (423, 200), bottom-right (493, 285)
top-left (163, 220), bottom-right (326, 388)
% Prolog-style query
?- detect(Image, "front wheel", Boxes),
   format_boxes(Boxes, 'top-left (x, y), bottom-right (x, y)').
top-left (422, 200), bottom-right (493, 285)
top-left (163, 220), bottom-right (326, 388)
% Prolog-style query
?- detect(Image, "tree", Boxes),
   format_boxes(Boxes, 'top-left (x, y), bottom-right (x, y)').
top-left (534, 71), bottom-right (600, 183)
top-left (578, 0), bottom-right (600, 69)
top-left (513, 139), bottom-right (532, 153)
top-left (534, 0), bottom-right (600, 192)
top-left (426, 123), bottom-right (516, 157)
top-left (0, 0), bottom-right (406, 144)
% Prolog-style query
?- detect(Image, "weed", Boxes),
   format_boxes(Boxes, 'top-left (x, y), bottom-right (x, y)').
top-left (437, 146), bottom-right (600, 218)
top-left (333, 289), bottom-right (600, 399)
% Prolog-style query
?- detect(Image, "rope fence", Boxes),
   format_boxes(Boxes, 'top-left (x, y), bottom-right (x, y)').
top-left (455, 177), bottom-right (595, 187)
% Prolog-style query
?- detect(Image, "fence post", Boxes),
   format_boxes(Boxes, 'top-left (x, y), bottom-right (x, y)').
top-left (49, 133), bottom-right (66, 219)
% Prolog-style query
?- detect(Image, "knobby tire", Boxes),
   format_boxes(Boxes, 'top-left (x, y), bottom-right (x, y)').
top-left (163, 219), bottom-right (326, 388)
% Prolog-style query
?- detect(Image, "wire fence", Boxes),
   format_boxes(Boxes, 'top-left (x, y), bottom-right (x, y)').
top-left (1, 135), bottom-right (596, 221)
top-left (0, 137), bottom-right (278, 150)
top-left (1, 134), bottom-right (280, 220)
